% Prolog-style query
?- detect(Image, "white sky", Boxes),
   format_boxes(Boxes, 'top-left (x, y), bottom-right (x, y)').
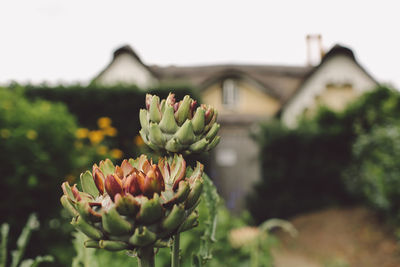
top-left (0, 0), bottom-right (399, 88)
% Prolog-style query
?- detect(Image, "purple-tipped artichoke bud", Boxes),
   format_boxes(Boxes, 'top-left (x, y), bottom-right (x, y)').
top-left (60, 155), bottom-right (204, 252)
top-left (139, 93), bottom-right (220, 154)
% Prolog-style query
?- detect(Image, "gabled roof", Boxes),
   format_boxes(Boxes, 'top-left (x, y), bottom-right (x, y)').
top-left (92, 45), bottom-right (159, 84)
top-left (279, 44), bottom-right (379, 112)
top-left (151, 64), bottom-right (312, 102)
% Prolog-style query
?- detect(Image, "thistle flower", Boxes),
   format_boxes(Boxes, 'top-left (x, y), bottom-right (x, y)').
top-left (139, 93), bottom-right (220, 154)
top-left (61, 154), bottom-right (203, 251)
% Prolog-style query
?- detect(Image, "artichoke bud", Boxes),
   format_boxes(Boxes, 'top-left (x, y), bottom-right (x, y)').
top-left (175, 95), bottom-right (191, 126)
top-left (189, 138), bottom-right (208, 153)
top-left (72, 216), bottom-right (103, 240)
top-left (186, 179), bottom-right (203, 209)
top-left (191, 107), bottom-right (205, 134)
top-left (76, 201), bottom-right (102, 223)
top-left (162, 204), bottom-right (185, 232)
top-left (174, 120), bottom-right (195, 145)
top-left (60, 195), bottom-right (78, 217)
top-left (139, 109), bottom-right (150, 134)
top-left (115, 194), bottom-right (140, 216)
top-left (178, 211), bottom-right (199, 233)
top-left (99, 240), bottom-right (129, 251)
top-left (205, 123), bottom-right (220, 141)
top-left (102, 207), bottom-right (132, 236)
top-left (84, 240), bottom-right (100, 249)
top-left (148, 123), bottom-right (165, 147)
top-left (165, 138), bottom-right (182, 153)
top-left (81, 170), bottom-right (99, 198)
top-left (206, 136), bottom-right (221, 151)
top-left (129, 227), bottom-right (157, 247)
top-left (158, 105), bottom-right (179, 134)
top-left (136, 194), bottom-right (163, 224)
top-left (149, 95), bottom-right (162, 123)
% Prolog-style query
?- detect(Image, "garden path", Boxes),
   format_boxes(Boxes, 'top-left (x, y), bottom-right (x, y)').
top-left (272, 206), bottom-right (400, 267)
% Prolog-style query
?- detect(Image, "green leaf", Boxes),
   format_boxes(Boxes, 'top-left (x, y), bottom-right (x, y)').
top-left (0, 223), bottom-right (9, 267)
top-left (80, 171), bottom-right (99, 198)
top-left (102, 207), bottom-right (132, 236)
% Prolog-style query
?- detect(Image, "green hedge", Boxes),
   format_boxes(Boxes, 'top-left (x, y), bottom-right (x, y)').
top-left (248, 86), bottom-right (400, 223)
top-left (0, 87), bottom-right (81, 264)
top-left (343, 123), bottom-right (400, 220)
top-left (24, 84), bottom-right (200, 159)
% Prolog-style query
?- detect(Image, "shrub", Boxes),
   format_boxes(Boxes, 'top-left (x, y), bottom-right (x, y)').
top-left (0, 87), bottom-right (81, 265)
top-left (343, 123), bottom-right (400, 219)
top-left (24, 84), bottom-right (200, 159)
top-left (248, 86), bottom-right (400, 223)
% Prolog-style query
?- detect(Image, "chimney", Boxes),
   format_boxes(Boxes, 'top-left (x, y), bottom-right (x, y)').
top-left (306, 34), bottom-right (325, 66)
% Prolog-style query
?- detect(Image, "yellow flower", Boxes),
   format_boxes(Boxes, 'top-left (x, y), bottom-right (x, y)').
top-left (88, 130), bottom-right (104, 145)
top-left (96, 145), bottom-right (108, 155)
top-left (103, 127), bottom-right (117, 137)
top-left (0, 129), bottom-right (10, 139)
top-left (110, 148), bottom-right (123, 159)
top-left (134, 135), bottom-right (144, 146)
top-left (76, 128), bottom-right (89, 139)
top-left (26, 130), bottom-right (38, 140)
top-left (97, 117), bottom-right (112, 129)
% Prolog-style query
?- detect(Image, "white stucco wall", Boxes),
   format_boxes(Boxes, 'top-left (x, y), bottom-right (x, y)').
top-left (96, 53), bottom-right (157, 88)
top-left (281, 55), bottom-right (377, 127)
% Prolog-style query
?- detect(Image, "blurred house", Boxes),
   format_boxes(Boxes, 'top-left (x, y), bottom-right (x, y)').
top-left (92, 44), bottom-right (378, 211)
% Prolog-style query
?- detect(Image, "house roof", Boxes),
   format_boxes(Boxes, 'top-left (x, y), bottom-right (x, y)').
top-left (278, 44), bottom-right (379, 113)
top-left (92, 45), bottom-right (159, 84)
top-left (150, 64), bottom-right (313, 102)
top-left (92, 44), bottom-right (377, 107)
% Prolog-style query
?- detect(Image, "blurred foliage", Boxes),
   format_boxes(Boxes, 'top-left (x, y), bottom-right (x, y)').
top-left (248, 85), bottom-right (400, 223)
top-left (0, 87), bottom-right (80, 259)
top-left (0, 214), bottom-right (54, 267)
top-left (24, 83), bottom-right (200, 159)
top-left (343, 123), bottom-right (400, 219)
top-left (70, 200), bottom-right (277, 267)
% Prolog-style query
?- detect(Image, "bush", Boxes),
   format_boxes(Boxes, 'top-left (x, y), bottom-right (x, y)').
top-left (25, 84), bottom-right (200, 159)
top-left (0, 87), bottom-right (81, 264)
top-left (248, 86), bottom-right (400, 223)
top-left (343, 123), bottom-right (400, 219)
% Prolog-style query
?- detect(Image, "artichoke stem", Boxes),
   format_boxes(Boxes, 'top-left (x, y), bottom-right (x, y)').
top-left (171, 233), bottom-right (180, 267)
top-left (137, 246), bottom-right (155, 267)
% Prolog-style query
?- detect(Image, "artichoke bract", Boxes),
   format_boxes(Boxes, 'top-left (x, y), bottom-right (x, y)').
top-left (139, 93), bottom-right (220, 154)
top-left (61, 154), bottom-right (203, 251)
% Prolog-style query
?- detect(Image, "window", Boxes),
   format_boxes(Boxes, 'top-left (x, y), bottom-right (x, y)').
top-left (222, 79), bottom-right (238, 108)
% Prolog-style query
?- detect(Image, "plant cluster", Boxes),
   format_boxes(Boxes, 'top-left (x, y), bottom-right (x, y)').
top-left (248, 86), bottom-right (400, 222)
top-left (61, 93), bottom-right (220, 266)
top-left (25, 84), bottom-right (199, 159)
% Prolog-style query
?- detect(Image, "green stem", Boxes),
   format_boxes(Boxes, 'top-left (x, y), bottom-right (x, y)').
top-left (171, 233), bottom-right (180, 267)
top-left (137, 246), bottom-right (155, 267)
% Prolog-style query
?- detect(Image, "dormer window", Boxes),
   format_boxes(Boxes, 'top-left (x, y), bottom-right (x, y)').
top-left (222, 79), bottom-right (238, 108)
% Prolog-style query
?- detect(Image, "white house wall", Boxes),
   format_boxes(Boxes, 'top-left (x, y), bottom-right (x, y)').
top-left (96, 54), bottom-right (157, 88)
top-left (281, 55), bottom-right (377, 127)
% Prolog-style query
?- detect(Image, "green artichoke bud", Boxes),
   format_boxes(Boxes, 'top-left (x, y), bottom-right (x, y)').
top-left (140, 93), bottom-right (220, 154)
top-left (61, 155), bottom-right (204, 252)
